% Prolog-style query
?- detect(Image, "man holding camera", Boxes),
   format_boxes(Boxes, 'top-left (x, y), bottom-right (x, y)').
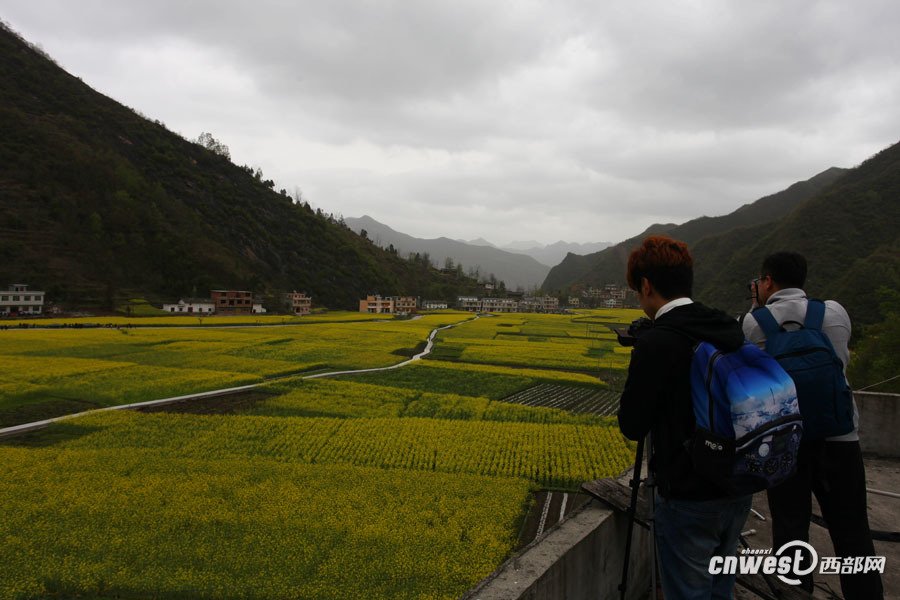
top-left (617, 236), bottom-right (750, 600)
top-left (742, 251), bottom-right (883, 600)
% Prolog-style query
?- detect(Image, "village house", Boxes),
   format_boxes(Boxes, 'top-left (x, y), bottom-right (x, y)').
top-left (162, 298), bottom-right (215, 314)
top-left (0, 284), bottom-right (45, 316)
top-left (481, 297), bottom-right (519, 313)
top-left (211, 290), bottom-right (254, 315)
top-left (582, 284), bottom-right (635, 308)
top-left (456, 296), bottom-right (481, 312)
top-left (284, 291), bottom-right (312, 315)
top-left (520, 296), bottom-right (560, 313)
top-left (421, 299), bottom-right (449, 310)
top-left (393, 296), bottom-right (417, 315)
top-left (359, 295), bottom-right (418, 315)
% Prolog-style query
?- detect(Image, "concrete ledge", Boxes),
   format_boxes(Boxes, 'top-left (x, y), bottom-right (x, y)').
top-left (464, 500), bottom-right (651, 600)
top-left (856, 391), bottom-right (900, 458)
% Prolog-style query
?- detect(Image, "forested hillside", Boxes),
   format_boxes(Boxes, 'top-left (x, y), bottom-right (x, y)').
top-left (695, 141), bottom-right (900, 325)
top-left (0, 23), bottom-right (479, 309)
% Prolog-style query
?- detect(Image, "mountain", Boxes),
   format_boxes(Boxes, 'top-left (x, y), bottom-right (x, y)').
top-left (0, 23), bottom-right (481, 310)
top-left (502, 240), bottom-right (614, 267)
top-left (542, 167), bottom-right (849, 292)
top-left (693, 142), bottom-right (900, 324)
top-left (461, 238), bottom-right (497, 248)
top-left (345, 216), bottom-right (551, 290)
top-left (503, 240), bottom-right (543, 251)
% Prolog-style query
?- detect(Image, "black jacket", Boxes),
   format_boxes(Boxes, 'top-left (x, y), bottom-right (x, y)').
top-left (617, 302), bottom-right (744, 500)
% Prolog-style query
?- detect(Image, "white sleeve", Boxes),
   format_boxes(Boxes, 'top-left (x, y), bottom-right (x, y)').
top-left (741, 312), bottom-right (766, 349)
top-left (823, 300), bottom-right (851, 371)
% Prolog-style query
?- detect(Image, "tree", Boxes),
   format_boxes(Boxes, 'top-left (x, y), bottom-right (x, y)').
top-left (848, 288), bottom-right (900, 393)
top-left (195, 132), bottom-right (231, 160)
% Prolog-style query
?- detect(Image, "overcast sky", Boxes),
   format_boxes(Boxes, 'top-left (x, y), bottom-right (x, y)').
top-left (3, 1), bottom-right (899, 246)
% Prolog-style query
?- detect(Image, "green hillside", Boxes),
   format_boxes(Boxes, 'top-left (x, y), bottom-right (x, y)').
top-left (542, 168), bottom-right (847, 291)
top-left (544, 139), bottom-right (898, 326)
top-left (695, 140), bottom-right (900, 324)
top-left (0, 23), bottom-right (478, 310)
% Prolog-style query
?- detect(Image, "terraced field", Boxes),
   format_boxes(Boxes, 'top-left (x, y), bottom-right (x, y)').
top-left (501, 383), bottom-right (621, 416)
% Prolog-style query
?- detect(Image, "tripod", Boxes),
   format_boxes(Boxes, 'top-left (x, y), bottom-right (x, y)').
top-left (619, 433), bottom-right (658, 600)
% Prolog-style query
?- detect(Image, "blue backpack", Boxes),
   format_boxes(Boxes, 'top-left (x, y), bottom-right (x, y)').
top-left (688, 340), bottom-right (803, 496)
top-left (752, 299), bottom-right (854, 440)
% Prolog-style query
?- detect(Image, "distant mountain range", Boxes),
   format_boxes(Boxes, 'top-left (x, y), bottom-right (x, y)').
top-left (503, 241), bottom-right (614, 267)
top-left (454, 239), bottom-right (614, 267)
top-left (345, 216), bottom-right (550, 290)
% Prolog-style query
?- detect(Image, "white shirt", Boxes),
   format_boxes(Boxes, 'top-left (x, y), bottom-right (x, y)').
top-left (654, 297), bottom-right (693, 321)
top-left (742, 288), bottom-right (858, 442)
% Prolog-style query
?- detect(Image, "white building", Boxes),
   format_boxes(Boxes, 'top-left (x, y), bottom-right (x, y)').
top-left (520, 296), bottom-right (560, 313)
top-left (421, 300), bottom-right (449, 310)
top-left (252, 303), bottom-right (267, 314)
top-left (457, 296), bottom-right (481, 312)
top-left (481, 297), bottom-right (519, 313)
top-left (0, 284), bottom-right (45, 316)
top-left (162, 298), bottom-right (215, 314)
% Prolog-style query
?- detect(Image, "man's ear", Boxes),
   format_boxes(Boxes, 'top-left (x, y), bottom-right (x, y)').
top-left (641, 277), bottom-right (653, 298)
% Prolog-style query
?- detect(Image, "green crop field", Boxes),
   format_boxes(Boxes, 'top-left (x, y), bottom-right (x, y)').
top-left (0, 309), bottom-right (637, 600)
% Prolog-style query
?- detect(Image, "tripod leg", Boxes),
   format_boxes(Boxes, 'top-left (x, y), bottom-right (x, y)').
top-left (648, 433), bottom-right (657, 600)
top-left (619, 436), bottom-right (645, 600)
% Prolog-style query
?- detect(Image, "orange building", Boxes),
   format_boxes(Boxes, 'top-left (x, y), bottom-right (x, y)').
top-left (359, 295), bottom-right (418, 315)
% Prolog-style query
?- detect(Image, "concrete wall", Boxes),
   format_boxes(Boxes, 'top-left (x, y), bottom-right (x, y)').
top-left (464, 501), bottom-right (651, 600)
top-left (855, 391), bottom-right (900, 458)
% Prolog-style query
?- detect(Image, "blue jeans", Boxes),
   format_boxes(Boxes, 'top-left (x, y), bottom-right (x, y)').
top-left (654, 493), bottom-right (752, 600)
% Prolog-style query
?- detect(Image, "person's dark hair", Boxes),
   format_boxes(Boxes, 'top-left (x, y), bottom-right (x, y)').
top-left (761, 252), bottom-right (807, 289)
top-left (626, 236), bottom-right (693, 299)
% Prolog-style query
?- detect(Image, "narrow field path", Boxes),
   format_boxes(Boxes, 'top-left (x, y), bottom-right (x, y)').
top-left (0, 315), bottom-right (477, 440)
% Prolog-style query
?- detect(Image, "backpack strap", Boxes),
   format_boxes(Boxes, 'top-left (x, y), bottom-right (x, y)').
top-left (751, 306), bottom-right (782, 337)
top-left (804, 299), bottom-right (826, 331)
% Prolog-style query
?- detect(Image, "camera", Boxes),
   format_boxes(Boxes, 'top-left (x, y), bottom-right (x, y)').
top-left (747, 278), bottom-right (760, 303)
top-left (612, 317), bottom-right (653, 347)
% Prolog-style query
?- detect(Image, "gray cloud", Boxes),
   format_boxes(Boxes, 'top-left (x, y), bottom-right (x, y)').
top-left (3, 0), bottom-right (899, 246)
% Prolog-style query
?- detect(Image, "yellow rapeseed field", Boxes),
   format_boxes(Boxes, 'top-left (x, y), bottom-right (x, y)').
top-left (0, 309), bottom-right (637, 599)
top-left (0, 314), bottom-right (471, 426)
top-left (0, 446), bottom-right (531, 600)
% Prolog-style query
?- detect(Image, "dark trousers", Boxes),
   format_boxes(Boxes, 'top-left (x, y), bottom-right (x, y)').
top-left (766, 439), bottom-right (883, 600)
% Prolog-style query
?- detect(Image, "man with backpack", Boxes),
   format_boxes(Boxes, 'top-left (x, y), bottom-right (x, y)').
top-left (618, 236), bottom-right (753, 600)
top-left (742, 251), bottom-right (883, 600)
